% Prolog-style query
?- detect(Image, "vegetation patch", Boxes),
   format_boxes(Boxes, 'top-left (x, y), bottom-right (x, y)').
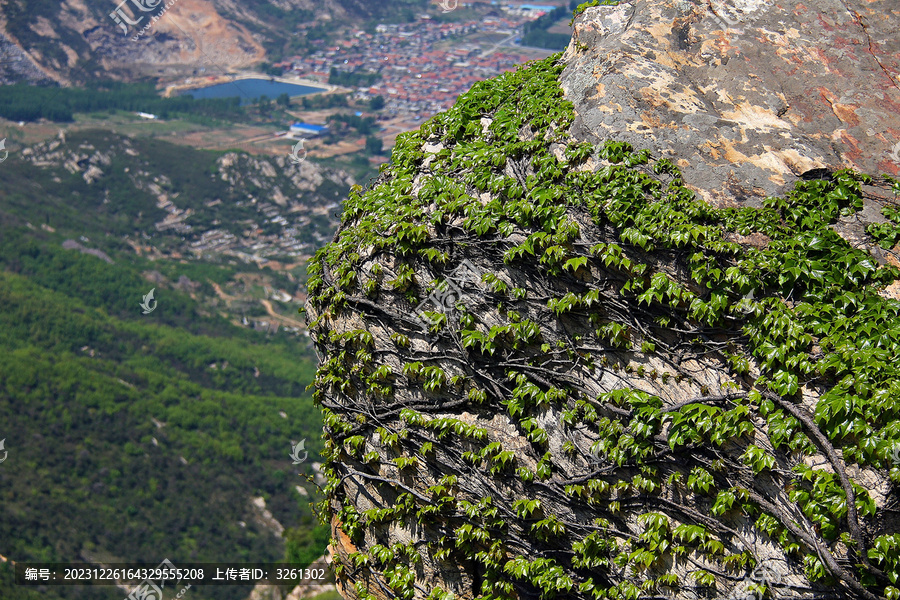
top-left (307, 52), bottom-right (900, 600)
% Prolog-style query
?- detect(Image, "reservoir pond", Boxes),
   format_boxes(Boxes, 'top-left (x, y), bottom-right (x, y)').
top-left (182, 78), bottom-right (327, 105)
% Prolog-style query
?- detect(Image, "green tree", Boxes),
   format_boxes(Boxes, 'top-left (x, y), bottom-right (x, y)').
top-left (284, 522), bottom-right (330, 567)
top-left (261, 62), bottom-right (282, 76)
top-left (365, 135), bottom-right (383, 155)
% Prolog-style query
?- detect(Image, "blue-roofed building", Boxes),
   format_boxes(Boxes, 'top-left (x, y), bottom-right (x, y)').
top-left (290, 122), bottom-right (328, 137)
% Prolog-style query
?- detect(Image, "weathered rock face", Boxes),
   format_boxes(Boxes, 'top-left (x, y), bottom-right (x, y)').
top-left (306, 3), bottom-right (900, 600)
top-left (562, 0), bottom-right (900, 207)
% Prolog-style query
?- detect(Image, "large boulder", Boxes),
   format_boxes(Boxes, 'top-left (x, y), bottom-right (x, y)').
top-left (305, 2), bottom-right (900, 600)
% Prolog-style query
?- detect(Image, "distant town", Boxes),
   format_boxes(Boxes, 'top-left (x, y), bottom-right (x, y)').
top-left (273, 4), bottom-right (566, 127)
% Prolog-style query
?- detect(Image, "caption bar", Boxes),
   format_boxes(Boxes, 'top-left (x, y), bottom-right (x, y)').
top-left (16, 563), bottom-right (328, 586)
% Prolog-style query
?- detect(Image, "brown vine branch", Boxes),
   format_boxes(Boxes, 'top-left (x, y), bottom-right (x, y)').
top-left (744, 488), bottom-right (881, 600)
top-left (758, 388), bottom-right (885, 582)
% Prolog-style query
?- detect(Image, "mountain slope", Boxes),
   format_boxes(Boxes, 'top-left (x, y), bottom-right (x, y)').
top-left (0, 231), bottom-right (324, 600)
top-left (0, 122), bottom-right (347, 600)
top-left (0, 0), bottom-right (429, 84)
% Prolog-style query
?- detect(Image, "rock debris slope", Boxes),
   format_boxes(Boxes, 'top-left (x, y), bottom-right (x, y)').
top-left (305, 2), bottom-right (900, 600)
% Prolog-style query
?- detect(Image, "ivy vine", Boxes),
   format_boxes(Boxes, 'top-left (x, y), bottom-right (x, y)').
top-left (306, 51), bottom-right (900, 600)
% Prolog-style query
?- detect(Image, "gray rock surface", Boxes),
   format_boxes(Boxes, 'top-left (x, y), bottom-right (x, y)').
top-left (562, 0), bottom-right (900, 207)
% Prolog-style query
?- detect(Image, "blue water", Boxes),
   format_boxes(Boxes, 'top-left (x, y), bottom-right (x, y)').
top-left (182, 78), bottom-right (326, 105)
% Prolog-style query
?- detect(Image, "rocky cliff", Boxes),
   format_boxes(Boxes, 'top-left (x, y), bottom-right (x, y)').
top-left (0, 0), bottom-right (411, 84)
top-left (0, 0), bottom-right (264, 84)
top-left (305, 2), bottom-right (900, 600)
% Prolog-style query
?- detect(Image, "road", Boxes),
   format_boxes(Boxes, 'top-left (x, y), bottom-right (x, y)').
top-left (210, 281), bottom-right (306, 329)
top-left (260, 299), bottom-right (307, 328)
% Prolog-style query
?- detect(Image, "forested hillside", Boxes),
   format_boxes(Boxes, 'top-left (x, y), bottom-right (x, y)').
top-left (0, 130), bottom-right (335, 599)
top-left (0, 82), bottom-right (244, 123)
top-left (0, 230), bottom-right (328, 600)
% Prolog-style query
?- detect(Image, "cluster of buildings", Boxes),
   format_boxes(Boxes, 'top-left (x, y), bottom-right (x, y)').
top-left (277, 6), bottom-right (563, 122)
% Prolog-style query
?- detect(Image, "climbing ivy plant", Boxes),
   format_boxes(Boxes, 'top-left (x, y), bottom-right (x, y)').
top-left (306, 50), bottom-right (900, 600)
